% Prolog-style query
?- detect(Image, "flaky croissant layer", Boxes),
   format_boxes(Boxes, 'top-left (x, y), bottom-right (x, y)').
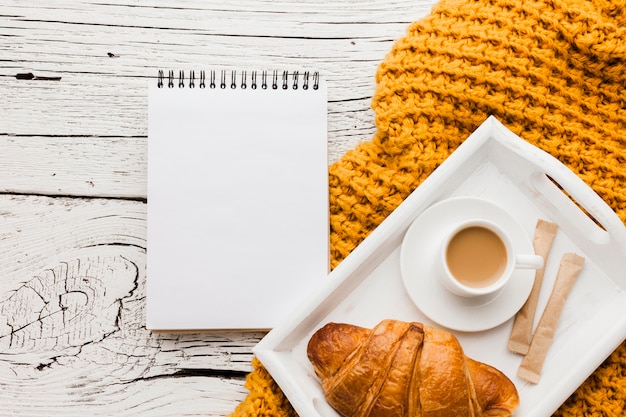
top-left (307, 319), bottom-right (519, 417)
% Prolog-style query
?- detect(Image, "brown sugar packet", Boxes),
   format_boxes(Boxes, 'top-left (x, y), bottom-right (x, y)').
top-left (517, 253), bottom-right (585, 384)
top-left (508, 219), bottom-right (558, 355)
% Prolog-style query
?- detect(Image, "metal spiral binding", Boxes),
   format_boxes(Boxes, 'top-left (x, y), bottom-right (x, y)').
top-left (156, 69), bottom-right (320, 90)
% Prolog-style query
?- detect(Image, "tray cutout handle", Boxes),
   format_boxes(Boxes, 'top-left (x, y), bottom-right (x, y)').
top-left (544, 174), bottom-right (607, 231)
top-left (531, 172), bottom-right (621, 246)
top-left (488, 115), bottom-right (626, 252)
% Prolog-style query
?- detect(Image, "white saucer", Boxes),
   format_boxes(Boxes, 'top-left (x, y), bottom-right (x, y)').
top-left (400, 197), bottom-right (536, 332)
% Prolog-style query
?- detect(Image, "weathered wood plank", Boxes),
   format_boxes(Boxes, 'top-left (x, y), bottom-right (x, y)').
top-left (0, 193), bottom-right (260, 414)
top-left (0, 135), bottom-right (147, 199)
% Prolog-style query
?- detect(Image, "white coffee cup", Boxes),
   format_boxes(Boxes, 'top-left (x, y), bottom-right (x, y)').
top-left (439, 219), bottom-right (543, 298)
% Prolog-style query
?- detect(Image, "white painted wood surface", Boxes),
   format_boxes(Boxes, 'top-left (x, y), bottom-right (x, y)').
top-left (0, 1), bottom-right (440, 415)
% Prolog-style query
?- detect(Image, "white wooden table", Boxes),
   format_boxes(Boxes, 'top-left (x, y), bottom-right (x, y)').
top-left (1, 1), bottom-right (441, 415)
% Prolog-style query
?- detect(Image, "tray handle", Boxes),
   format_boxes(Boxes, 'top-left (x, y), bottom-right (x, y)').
top-left (531, 159), bottom-right (625, 246)
top-left (490, 117), bottom-right (626, 263)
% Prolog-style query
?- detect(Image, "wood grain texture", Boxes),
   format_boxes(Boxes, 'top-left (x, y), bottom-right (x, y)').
top-left (0, 0), bottom-right (438, 415)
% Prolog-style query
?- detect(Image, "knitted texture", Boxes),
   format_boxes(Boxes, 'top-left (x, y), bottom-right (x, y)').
top-left (229, 0), bottom-right (626, 416)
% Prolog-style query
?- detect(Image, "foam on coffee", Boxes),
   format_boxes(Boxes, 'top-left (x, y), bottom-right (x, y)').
top-left (445, 225), bottom-right (507, 287)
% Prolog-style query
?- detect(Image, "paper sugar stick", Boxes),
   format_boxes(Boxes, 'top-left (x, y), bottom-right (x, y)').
top-left (517, 253), bottom-right (585, 384)
top-left (508, 219), bottom-right (558, 355)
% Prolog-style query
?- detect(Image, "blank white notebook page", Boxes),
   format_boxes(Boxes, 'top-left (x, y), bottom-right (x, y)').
top-left (147, 71), bottom-right (328, 330)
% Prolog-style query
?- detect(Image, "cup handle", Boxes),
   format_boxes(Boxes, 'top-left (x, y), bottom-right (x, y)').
top-left (515, 254), bottom-right (544, 270)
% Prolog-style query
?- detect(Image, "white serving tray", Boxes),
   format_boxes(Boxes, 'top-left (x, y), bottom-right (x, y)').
top-left (254, 116), bottom-right (626, 417)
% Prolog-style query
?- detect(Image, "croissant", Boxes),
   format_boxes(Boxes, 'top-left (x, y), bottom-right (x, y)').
top-left (307, 319), bottom-right (519, 417)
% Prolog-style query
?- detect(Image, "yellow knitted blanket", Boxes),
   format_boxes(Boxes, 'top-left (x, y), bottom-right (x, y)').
top-left (230, 0), bottom-right (626, 415)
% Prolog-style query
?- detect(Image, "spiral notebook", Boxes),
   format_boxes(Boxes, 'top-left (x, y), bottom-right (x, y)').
top-left (147, 69), bottom-right (329, 331)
